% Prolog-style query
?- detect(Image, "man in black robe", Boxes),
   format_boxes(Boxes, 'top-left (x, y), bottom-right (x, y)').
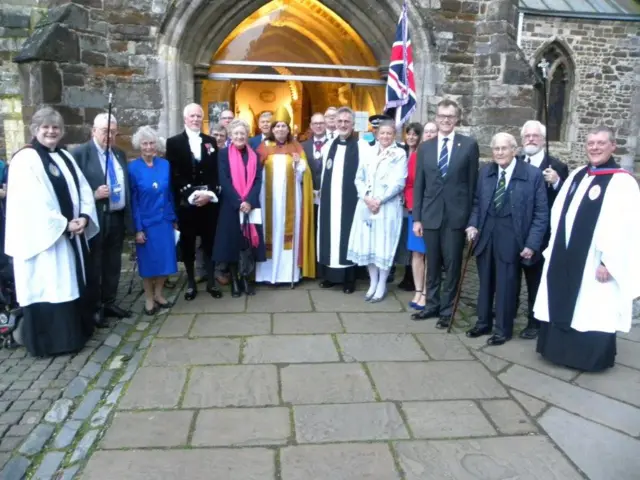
top-left (166, 103), bottom-right (222, 301)
top-left (317, 107), bottom-right (371, 293)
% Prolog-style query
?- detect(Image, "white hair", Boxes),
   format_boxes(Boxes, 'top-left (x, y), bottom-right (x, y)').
top-left (93, 112), bottom-right (117, 128)
top-left (183, 103), bottom-right (203, 117)
top-left (491, 132), bottom-right (518, 149)
top-left (132, 126), bottom-right (160, 151)
top-left (520, 120), bottom-right (546, 139)
top-left (228, 119), bottom-right (250, 135)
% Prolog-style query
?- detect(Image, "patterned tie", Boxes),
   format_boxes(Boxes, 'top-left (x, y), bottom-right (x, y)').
top-left (438, 138), bottom-right (449, 176)
top-left (314, 140), bottom-right (324, 152)
top-left (494, 170), bottom-right (506, 210)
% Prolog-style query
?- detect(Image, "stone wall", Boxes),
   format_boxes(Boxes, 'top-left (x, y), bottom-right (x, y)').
top-left (520, 15), bottom-right (640, 168)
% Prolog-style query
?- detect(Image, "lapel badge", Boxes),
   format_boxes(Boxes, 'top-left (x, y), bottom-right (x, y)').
top-left (152, 182), bottom-right (158, 189)
top-left (326, 159), bottom-right (333, 170)
top-left (48, 163), bottom-right (61, 177)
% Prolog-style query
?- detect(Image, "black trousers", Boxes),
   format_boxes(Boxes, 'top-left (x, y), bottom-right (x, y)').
top-left (476, 239), bottom-right (519, 338)
top-left (517, 259), bottom-right (544, 322)
top-left (88, 210), bottom-right (125, 310)
top-left (178, 205), bottom-right (217, 283)
top-left (423, 227), bottom-right (465, 316)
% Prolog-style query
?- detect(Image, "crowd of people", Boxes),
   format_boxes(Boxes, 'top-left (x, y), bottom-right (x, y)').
top-left (1, 99), bottom-right (638, 375)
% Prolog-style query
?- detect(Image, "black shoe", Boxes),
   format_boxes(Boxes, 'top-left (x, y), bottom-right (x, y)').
top-left (184, 284), bottom-right (197, 301)
top-left (519, 319), bottom-right (540, 340)
top-left (436, 316), bottom-right (451, 329)
top-left (319, 280), bottom-right (335, 289)
top-left (487, 334), bottom-right (509, 346)
top-left (144, 306), bottom-right (157, 316)
top-left (411, 308), bottom-right (439, 321)
top-left (387, 266), bottom-right (396, 283)
top-left (104, 304), bottom-right (131, 319)
top-left (466, 326), bottom-right (492, 338)
top-left (93, 310), bottom-right (109, 328)
top-left (231, 278), bottom-right (242, 298)
top-left (242, 277), bottom-right (256, 296)
top-left (155, 300), bottom-right (174, 309)
top-left (206, 285), bottom-right (223, 299)
top-left (343, 283), bottom-right (355, 294)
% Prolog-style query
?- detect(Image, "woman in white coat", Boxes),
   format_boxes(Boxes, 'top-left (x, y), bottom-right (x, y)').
top-left (347, 120), bottom-right (408, 301)
top-left (5, 107), bottom-right (99, 357)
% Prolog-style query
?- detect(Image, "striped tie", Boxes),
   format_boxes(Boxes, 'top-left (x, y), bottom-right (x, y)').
top-left (438, 138), bottom-right (449, 176)
top-left (494, 170), bottom-right (506, 210)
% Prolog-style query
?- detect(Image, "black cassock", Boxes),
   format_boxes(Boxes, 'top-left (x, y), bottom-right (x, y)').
top-left (166, 131), bottom-right (220, 292)
top-left (317, 135), bottom-right (361, 285)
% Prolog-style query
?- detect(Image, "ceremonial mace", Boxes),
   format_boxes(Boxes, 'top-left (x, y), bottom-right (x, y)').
top-left (290, 154), bottom-right (299, 289)
top-left (538, 59), bottom-right (550, 156)
top-left (447, 239), bottom-right (474, 334)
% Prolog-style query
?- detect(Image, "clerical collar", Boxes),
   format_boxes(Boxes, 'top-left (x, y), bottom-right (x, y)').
top-left (589, 157), bottom-right (618, 171)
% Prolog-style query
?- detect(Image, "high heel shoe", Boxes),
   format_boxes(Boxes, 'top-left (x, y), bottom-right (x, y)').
top-left (409, 292), bottom-right (426, 311)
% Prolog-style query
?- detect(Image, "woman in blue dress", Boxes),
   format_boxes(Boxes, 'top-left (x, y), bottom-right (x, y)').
top-left (129, 126), bottom-right (178, 315)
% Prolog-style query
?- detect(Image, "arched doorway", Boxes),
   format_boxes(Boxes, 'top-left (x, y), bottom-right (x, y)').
top-left (201, 0), bottom-right (385, 137)
top-left (156, 0), bottom-right (434, 136)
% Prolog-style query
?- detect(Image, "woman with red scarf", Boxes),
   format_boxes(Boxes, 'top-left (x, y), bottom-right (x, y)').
top-left (212, 119), bottom-right (266, 297)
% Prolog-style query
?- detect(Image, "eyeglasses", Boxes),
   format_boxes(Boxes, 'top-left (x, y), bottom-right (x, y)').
top-left (436, 115), bottom-right (457, 121)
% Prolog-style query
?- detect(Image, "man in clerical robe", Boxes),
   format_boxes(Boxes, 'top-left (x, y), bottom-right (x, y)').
top-left (534, 126), bottom-right (640, 372)
top-left (317, 107), bottom-right (373, 294)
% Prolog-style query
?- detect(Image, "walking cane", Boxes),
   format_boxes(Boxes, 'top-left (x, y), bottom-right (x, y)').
top-left (447, 239), bottom-right (474, 334)
top-left (290, 154), bottom-right (299, 289)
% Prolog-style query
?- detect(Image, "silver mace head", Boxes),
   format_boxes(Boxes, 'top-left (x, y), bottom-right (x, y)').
top-left (538, 59), bottom-right (550, 79)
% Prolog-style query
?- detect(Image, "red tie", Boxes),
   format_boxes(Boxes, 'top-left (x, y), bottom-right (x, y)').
top-left (314, 140), bottom-right (325, 152)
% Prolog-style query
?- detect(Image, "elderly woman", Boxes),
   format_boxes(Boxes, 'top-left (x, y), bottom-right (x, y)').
top-left (255, 112), bottom-right (315, 284)
top-left (129, 126), bottom-right (178, 315)
top-left (5, 107), bottom-right (99, 357)
top-left (213, 119), bottom-right (266, 296)
top-left (347, 120), bottom-right (408, 302)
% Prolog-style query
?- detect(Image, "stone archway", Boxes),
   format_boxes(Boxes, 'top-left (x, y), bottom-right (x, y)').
top-left (156, 0), bottom-right (435, 135)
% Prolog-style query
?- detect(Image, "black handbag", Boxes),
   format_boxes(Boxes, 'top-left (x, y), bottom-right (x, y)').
top-left (238, 213), bottom-right (255, 277)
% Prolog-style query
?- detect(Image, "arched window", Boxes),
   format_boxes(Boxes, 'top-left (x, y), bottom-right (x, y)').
top-left (535, 42), bottom-right (574, 142)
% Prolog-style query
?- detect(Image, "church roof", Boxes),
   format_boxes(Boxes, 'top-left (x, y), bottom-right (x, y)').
top-left (519, 0), bottom-right (640, 20)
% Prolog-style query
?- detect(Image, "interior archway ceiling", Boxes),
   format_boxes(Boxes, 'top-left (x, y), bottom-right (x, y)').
top-left (212, 0), bottom-right (377, 72)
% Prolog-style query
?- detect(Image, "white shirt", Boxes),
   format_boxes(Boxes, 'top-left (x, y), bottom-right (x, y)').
top-left (497, 157), bottom-right (517, 189)
top-left (327, 130), bottom-right (337, 140)
top-left (525, 149), bottom-right (560, 190)
top-left (185, 128), bottom-right (202, 160)
top-left (437, 132), bottom-right (455, 164)
top-left (93, 139), bottom-right (126, 211)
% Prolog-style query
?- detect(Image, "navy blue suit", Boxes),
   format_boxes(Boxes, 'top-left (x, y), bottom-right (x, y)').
top-left (468, 159), bottom-right (549, 338)
top-left (248, 134), bottom-right (265, 151)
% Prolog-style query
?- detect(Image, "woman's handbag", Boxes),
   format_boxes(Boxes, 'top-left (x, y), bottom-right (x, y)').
top-left (238, 213), bottom-right (255, 277)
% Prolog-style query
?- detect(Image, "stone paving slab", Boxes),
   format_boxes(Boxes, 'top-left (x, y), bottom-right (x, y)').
top-left (340, 313), bottom-right (442, 333)
top-left (337, 334), bottom-right (428, 361)
top-left (616, 338), bottom-right (640, 370)
top-left (280, 444), bottom-right (401, 480)
top-left (395, 436), bottom-right (584, 479)
top-left (510, 390), bottom-right (548, 416)
top-left (143, 338), bottom-right (241, 366)
top-left (118, 366), bottom-right (187, 410)
top-left (415, 334), bottom-right (474, 360)
top-left (169, 294), bottom-right (247, 314)
top-left (480, 399), bottom-right (537, 434)
top-left (402, 401), bottom-right (496, 438)
top-left (182, 365), bottom-right (279, 408)
top-left (310, 290), bottom-right (403, 312)
top-left (575, 364), bottom-right (640, 407)
top-left (500, 364), bottom-right (640, 436)
top-left (81, 448), bottom-right (276, 479)
top-left (247, 289), bottom-right (313, 312)
top-left (281, 363), bottom-right (376, 404)
top-left (190, 313), bottom-right (271, 337)
top-left (156, 314), bottom-right (195, 337)
top-left (294, 402), bottom-right (409, 443)
top-left (368, 361), bottom-right (509, 401)
top-left (191, 407), bottom-right (290, 447)
top-left (273, 313), bottom-right (344, 334)
top-left (243, 335), bottom-right (340, 363)
top-left (101, 410), bottom-right (193, 448)
top-left (540, 407), bottom-right (640, 480)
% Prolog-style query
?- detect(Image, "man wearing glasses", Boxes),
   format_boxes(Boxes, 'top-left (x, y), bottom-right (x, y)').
top-left (411, 99), bottom-right (479, 328)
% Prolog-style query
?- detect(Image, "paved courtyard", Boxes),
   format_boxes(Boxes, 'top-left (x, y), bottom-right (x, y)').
top-left (1, 261), bottom-right (639, 479)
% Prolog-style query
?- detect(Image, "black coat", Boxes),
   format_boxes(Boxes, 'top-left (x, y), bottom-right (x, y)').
top-left (413, 133), bottom-right (480, 230)
top-left (468, 160), bottom-right (549, 265)
top-left (212, 147), bottom-right (266, 263)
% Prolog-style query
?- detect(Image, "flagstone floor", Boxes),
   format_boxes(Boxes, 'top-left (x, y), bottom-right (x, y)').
top-left (74, 265), bottom-right (640, 480)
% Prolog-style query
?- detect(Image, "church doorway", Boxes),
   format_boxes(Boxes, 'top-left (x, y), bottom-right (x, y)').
top-left (200, 0), bottom-right (386, 138)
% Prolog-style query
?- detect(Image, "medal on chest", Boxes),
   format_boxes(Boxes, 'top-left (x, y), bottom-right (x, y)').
top-left (152, 182), bottom-right (158, 190)
top-left (48, 163), bottom-right (60, 177)
top-left (588, 184), bottom-right (601, 201)
top-left (326, 158), bottom-right (333, 170)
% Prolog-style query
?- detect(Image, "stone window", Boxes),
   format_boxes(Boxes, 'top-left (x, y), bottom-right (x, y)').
top-left (535, 42), bottom-right (574, 142)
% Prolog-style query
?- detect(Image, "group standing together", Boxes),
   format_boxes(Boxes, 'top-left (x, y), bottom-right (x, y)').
top-left (3, 98), bottom-right (639, 375)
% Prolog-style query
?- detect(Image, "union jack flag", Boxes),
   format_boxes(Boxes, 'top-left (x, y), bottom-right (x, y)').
top-left (385, 0), bottom-right (416, 126)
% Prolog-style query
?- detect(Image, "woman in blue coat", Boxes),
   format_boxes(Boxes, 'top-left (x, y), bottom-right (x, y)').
top-left (129, 126), bottom-right (178, 315)
top-left (213, 119), bottom-right (266, 297)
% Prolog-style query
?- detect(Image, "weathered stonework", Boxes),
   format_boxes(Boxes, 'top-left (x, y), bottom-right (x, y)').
top-left (520, 15), bottom-right (640, 168)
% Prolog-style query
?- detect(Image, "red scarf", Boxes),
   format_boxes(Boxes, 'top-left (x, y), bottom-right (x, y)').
top-left (229, 144), bottom-right (259, 247)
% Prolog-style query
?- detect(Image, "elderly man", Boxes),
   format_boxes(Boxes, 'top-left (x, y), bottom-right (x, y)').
top-left (72, 113), bottom-right (133, 324)
top-left (534, 126), bottom-right (640, 371)
top-left (249, 111), bottom-right (272, 150)
top-left (412, 99), bottom-right (479, 327)
top-left (465, 133), bottom-right (548, 346)
top-left (517, 120), bottom-right (569, 339)
top-left (166, 103), bottom-right (222, 301)
top-left (324, 107), bottom-right (338, 140)
top-left (218, 109), bottom-right (234, 147)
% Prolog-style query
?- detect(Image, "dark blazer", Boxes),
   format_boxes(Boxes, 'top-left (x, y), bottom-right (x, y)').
top-left (468, 160), bottom-right (549, 264)
top-left (165, 131), bottom-right (220, 206)
top-left (248, 134), bottom-right (265, 151)
top-left (413, 133), bottom-right (480, 230)
top-left (301, 138), bottom-right (324, 190)
top-left (518, 153), bottom-right (569, 209)
top-left (71, 140), bottom-right (133, 233)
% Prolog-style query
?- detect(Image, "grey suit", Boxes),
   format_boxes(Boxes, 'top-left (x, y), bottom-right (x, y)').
top-left (412, 132), bottom-right (479, 316)
top-left (71, 140), bottom-right (132, 311)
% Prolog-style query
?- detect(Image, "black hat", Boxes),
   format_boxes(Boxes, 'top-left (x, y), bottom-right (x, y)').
top-left (369, 114), bottom-right (393, 128)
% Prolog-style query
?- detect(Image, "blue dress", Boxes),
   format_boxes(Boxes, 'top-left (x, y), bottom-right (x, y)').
top-left (129, 157), bottom-right (178, 278)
